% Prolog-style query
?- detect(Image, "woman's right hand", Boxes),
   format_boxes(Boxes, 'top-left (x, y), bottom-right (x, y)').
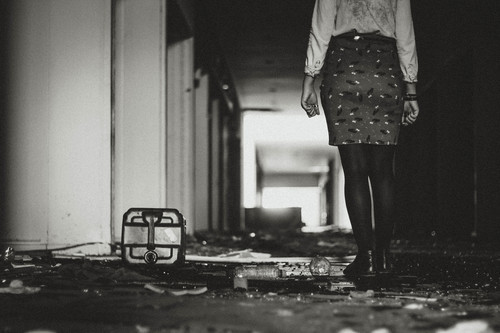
top-left (402, 82), bottom-right (419, 126)
top-left (301, 75), bottom-right (320, 118)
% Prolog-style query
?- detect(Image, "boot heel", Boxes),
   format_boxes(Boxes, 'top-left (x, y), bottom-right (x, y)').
top-left (343, 250), bottom-right (376, 277)
top-left (376, 249), bottom-right (392, 274)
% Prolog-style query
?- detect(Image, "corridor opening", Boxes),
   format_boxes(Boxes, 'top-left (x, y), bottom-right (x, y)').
top-left (242, 111), bottom-right (351, 232)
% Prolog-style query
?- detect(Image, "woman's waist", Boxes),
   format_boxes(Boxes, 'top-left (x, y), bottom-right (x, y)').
top-left (332, 29), bottom-right (396, 44)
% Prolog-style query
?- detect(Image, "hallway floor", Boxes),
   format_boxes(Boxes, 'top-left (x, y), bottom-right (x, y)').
top-left (1, 230), bottom-right (499, 333)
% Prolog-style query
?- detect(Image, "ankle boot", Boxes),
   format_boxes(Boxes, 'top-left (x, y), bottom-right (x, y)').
top-left (343, 250), bottom-right (376, 276)
top-left (375, 248), bottom-right (392, 274)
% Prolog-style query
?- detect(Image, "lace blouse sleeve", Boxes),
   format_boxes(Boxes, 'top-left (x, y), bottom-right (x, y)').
top-left (305, 0), bottom-right (336, 77)
top-left (395, 0), bottom-right (418, 82)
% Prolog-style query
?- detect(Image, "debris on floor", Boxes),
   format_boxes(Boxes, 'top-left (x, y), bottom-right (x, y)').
top-left (144, 283), bottom-right (208, 296)
top-left (0, 279), bottom-right (41, 294)
top-left (1, 230), bottom-right (500, 332)
top-left (436, 320), bottom-right (494, 333)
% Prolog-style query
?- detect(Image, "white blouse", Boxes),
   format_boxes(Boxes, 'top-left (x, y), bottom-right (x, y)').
top-left (305, 0), bottom-right (418, 82)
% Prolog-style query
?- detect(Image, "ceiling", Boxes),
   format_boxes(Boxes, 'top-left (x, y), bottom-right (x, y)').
top-left (207, 0), bottom-right (314, 114)
top-left (205, 0), bottom-right (337, 176)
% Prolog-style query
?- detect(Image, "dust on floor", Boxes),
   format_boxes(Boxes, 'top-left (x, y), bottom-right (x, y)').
top-left (1, 230), bottom-right (499, 333)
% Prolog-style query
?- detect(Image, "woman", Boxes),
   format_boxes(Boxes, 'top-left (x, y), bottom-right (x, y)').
top-left (301, 0), bottom-right (419, 276)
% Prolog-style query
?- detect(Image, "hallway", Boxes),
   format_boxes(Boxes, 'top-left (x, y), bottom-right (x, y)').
top-left (1, 0), bottom-right (500, 332)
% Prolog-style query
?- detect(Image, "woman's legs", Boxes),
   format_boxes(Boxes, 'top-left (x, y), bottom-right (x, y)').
top-left (338, 144), bottom-right (373, 253)
top-left (338, 144), bottom-right (396, 275)
top-left (367, 145), bottom-right (396, 251)
top-left (368, 145), bottom-right (396, 271)
top-left (338, 144), bottom-right (375, 275)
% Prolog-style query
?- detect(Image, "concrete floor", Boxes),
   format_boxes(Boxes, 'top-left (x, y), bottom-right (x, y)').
top-left (1, 230), bottom-right (499, 333)
top-left (1, 288), bottom-right (499, 333)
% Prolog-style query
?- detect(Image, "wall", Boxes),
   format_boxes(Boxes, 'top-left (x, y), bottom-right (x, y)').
top-left (0, 0), bottom-right (227, 253)
top-left (395, 0), bottom-right (500, 242)
top-left (165, 37), bottom-right (196, 232)
top-left (113, 0), bottom-right (169, 240)
top-left (0, 0), bottom-right (112, 253)
top-left (473, 1), bottom-right (500, 241)
top-left (194, 70), bottom-right (211, 231)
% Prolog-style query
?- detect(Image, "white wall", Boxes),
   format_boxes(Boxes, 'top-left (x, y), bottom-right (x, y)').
top-left (194, 71), bottom-right (211, 231)
top-left (2, 0), bottom-right (112, 253)
top-left (113, 0), bottom-right (169, 240)
top-left (166, 38), bottom-right (196, 232)
top-left (1, 0), bottom-right (206, 251)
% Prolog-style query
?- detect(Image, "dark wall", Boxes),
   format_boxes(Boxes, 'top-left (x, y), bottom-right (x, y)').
top-left (473, 2), bottom-right (500, 242)
top-left (194, 2), bottom-right (243, 232)
top-left (395, 0), bottom-right (500, 243)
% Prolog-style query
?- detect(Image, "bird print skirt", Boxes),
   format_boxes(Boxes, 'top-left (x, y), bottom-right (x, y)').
top-left (320, 31), bottom-right (404, 145)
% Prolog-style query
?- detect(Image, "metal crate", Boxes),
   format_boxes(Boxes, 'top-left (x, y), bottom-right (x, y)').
top-left (121, 208), bottom-right (186, 265)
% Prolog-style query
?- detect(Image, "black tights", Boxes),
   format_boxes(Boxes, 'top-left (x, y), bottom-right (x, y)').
top-left (338, 144), bottom-right (396, 253)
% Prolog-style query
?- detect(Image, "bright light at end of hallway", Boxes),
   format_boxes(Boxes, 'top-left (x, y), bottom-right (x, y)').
top-left (243, 112), bottom-right (328, 144)
top-left (262, 187), bottom-right (321, 227)
top-left (242, 112), bottom-right (329, 208)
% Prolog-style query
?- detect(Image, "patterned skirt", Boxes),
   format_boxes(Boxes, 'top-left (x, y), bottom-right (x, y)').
top-left (320, 31), bottom-right (404, 145)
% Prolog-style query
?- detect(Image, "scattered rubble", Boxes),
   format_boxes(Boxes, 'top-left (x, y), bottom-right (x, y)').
top-left (436, 320), bottom-right (494, 333)
top-left (0, 279), bottom-right (41, 294)
top-left (1, 231), bottom-right (500, 332)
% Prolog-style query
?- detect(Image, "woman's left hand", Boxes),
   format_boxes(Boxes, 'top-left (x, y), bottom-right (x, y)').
top-left (402, 100), bottom-right (419, 126)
